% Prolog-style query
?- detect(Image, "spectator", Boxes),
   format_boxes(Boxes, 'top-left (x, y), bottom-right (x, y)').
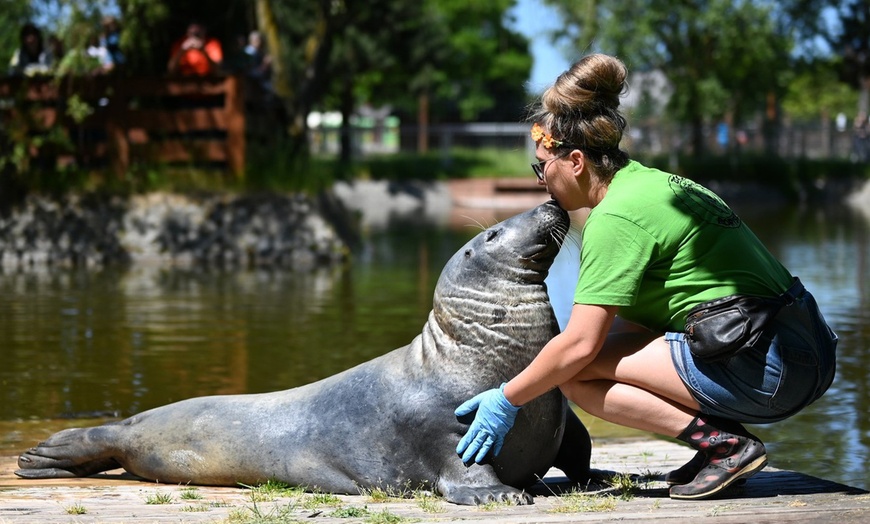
top-left (45, 34), bottom-right (64, 69)
top-left (86, 33), bottom-right (114, 74)
top-left (167, 21), bottom-right (223, 76)
top-left (853, 112), bottom-right (869, 163)
top-left (244, 30), bottom-right (272, 89)
top-left (100, 16), bottom-right (125, 70)
top-left (8, 22), bottom-right (52, 76)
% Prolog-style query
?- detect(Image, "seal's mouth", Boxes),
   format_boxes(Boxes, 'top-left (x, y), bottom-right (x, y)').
top-left (522, 201), bottom-right (570, 262)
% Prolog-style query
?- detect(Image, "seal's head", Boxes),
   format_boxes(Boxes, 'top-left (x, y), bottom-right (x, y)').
top-left (432, 201), bottom-right (570, 361)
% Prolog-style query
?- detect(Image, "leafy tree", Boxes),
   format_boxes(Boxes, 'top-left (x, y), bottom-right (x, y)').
top-left (0, 1), bottom-right (34, 69)
top-left (542, 0), bottom-right (819, 155)
top-left (821, 0), bottom-right (870, 116)
top-left (5, 0), bottom-right (532, 175)
top-left (782, 59), bottom-right (859, 122)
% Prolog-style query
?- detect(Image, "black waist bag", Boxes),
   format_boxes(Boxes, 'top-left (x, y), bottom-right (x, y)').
top-left (684, 278), bottom-right (804, 362)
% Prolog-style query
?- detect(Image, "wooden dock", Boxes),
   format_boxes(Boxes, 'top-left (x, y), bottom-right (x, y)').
top-left (1, 438), bottom-right (867, 523)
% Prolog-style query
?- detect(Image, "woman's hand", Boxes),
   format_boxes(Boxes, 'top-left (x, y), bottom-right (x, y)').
top-left (454, 384), bottom-right (521, 464)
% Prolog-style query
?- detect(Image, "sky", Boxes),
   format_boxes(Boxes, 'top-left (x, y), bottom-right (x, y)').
top-left (508, 0), bottom-right (572, 94)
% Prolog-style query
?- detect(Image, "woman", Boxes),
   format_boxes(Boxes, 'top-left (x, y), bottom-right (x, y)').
top-left (455, 53), bottom-right (837, 500)
top-left (8, 23), bottom-right (52, 76)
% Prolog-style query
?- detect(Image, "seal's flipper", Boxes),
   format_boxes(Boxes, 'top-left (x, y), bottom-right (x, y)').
top-left (553, 408), bottom-right (592, 483)
top-left (15, 427), bottom-right (120, 478)
top-left (436, 460), bottom-right (534, 506)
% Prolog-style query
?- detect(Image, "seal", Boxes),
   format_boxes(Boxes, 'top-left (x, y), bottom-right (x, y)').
top-left (15, 200), bottom-right (592, 505)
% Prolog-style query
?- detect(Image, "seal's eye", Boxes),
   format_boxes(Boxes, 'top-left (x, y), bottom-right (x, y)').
top-left (485, 230), bottom-right (498, 242)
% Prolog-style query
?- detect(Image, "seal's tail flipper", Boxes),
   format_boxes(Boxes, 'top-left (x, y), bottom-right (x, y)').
top-left (14, 427), bottom-right (121, 479)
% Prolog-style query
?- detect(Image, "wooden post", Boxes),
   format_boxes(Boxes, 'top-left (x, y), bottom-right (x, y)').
top-left (224, 75), bottom-right (245, 178)
top-left (106, 81), bottom-right (129, 177)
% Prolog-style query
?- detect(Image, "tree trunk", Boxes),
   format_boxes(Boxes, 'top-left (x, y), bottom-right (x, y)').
top-left (417, 92), bottom-right (429, 154)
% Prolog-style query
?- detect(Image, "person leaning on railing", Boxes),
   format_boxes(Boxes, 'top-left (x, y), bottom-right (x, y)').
top-left (167, 21), bottom-right (223, 76)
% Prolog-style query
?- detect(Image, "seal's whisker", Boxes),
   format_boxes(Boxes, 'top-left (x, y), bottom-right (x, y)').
top-left (460, 215), bottom-right (488, 231)
top-left (563, 230), bottom-right (582, 251)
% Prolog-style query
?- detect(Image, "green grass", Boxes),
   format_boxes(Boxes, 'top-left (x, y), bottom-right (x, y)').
top-left (144, 491), bottom-right (174, 504)
top-left (65, 503), bottom-right (88, 515)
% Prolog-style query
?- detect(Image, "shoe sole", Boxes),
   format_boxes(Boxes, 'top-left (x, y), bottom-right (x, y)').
top-left (666, 477), bottom-right (748, 487)
top-left (669, 455), bottom-right (768, 500)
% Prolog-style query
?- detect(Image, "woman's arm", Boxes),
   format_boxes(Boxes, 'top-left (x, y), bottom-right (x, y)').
top-left (503, 303), bottom-right (618, 406)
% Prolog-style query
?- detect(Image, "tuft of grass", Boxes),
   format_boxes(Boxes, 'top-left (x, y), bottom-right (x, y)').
top-left (707, 504), bottom-right (736, 517)
top-left (65, 503), bottom-right (88, 515)
top-left (607, 472), bottom-right (640, 500)
top-left (239, 479), bottom-right (305, 502)
top-left (330, 505), bottom-right (369, 518)
top-left (145, 491), bottom-right (174, 505)
top-left (414, 491), bottom-right (445, 513)
top-left (364, 508), bottom-right (406, 524)
top-left (180, 504), bottom-right (210, 512)
top-left (179, 486), bottom-right (203, 500)
top-left (356, 480), bottom-right (427, 502)
top-left (549, 490), bottom-right (618, 513)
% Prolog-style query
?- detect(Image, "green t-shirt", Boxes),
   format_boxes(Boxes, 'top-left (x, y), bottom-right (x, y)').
top-left (573, 161), bottom-right (793, 332)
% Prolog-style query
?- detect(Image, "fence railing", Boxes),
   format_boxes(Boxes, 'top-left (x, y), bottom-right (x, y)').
top-left (0, 75), bottom-right (275, 175)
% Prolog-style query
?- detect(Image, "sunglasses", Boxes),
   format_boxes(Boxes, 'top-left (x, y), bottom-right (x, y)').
top-left (531, 151), bottom-right (571, 181)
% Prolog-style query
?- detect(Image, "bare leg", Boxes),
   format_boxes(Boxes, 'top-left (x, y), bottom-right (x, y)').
top-left (560, 332), bottom-right (698, 438)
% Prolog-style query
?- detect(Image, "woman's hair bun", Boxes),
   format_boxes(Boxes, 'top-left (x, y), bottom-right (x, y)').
top-left (542, 54), bottom-right (627, 117)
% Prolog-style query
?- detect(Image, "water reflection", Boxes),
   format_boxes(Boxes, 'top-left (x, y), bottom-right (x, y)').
top-left (0, 200), bottom-right (867, 492)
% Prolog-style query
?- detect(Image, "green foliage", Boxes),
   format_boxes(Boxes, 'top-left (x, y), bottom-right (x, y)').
top-left (0, 1), bottom-right (34, 69)
top-left (782, 59), bottom-right (860, 121)
top-left (542, 0), bottom-right (820, 153)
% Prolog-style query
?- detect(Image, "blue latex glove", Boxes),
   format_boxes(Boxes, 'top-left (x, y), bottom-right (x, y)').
top-left (454, 383), bottom-right (521, 464)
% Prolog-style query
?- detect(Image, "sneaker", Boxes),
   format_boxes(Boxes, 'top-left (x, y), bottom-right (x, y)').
top-left (669, 435), bottom-right (767, 499)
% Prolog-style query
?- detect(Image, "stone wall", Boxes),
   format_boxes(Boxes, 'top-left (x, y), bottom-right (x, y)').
top-left (0, 192), bottom-right (348, 270)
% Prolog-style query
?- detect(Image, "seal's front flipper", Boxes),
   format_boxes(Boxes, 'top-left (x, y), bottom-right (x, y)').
top-left (440, 482), bottom-right (533, 506)
top-left (436, 461), bottom-right (534, 506)
top-left (553, 408), bottom-right (592, 483)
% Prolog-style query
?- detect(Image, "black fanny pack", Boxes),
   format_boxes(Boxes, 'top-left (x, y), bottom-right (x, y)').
top-left (684, 278), bottom-right (805, 362)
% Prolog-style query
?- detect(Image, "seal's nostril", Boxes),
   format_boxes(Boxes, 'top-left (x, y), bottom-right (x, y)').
top-left (486, 230), bottom-right (498, 242)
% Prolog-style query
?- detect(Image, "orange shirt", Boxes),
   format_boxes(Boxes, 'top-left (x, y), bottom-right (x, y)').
top-left (171, 38), bottom-right (223, 76)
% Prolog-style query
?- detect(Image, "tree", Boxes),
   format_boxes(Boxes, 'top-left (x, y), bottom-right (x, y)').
top-left (0, 1), bottom-right (34, 67)
top-left (542, 0), bottom-right (818, 155)
top-left (6, 0), bottom-right (532, 173)
top-left (822, 0), bottom-right (870, 116)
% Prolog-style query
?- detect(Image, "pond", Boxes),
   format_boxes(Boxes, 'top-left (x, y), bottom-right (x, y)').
top-left (0, 195), bottom-right (867, 492)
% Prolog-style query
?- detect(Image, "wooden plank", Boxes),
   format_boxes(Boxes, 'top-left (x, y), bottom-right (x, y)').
top-left (123, 108), bottom-right (228, 132)
top-left (223, 75), bottom-right (245, 176)
top-left (1, 439), bottom-right (867, 523)
top-left (131, 140), bottom-right (228, 163)
top-left (0, 75), bottom-right (246, 174)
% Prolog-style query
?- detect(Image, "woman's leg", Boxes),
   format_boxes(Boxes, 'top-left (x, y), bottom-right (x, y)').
top-left (559, 331), bottom-right (699, 436)
top-left (560, 331), bottom-right (768, 499)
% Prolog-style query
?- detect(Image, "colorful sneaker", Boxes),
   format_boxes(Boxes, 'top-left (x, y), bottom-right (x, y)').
top-left (669, 435), bottom-right (767, 499)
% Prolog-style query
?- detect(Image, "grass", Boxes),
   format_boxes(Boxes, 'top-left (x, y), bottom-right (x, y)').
top-left (548, 490), bottom-right (619, 513)
top-left (179, 486), bottom-right (203, 500)
top-left (64, 503), bottom-right (88, 515)
top-left (144, 491), bottom-right (174, 504)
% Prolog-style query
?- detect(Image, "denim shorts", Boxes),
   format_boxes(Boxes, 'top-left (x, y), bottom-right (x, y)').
top-left (669, 289), bottom-right (837, 424)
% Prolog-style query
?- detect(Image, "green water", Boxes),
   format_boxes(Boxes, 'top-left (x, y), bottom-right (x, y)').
top-left (0, 201), bottom-right (867, 491)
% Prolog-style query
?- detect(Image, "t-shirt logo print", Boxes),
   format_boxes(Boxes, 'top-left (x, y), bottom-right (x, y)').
top-left (668, 175), bottom-right (740, 228)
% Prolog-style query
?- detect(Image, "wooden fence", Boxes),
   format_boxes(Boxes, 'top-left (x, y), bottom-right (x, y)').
top-left (0, 75), bottom-right (272, 176)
